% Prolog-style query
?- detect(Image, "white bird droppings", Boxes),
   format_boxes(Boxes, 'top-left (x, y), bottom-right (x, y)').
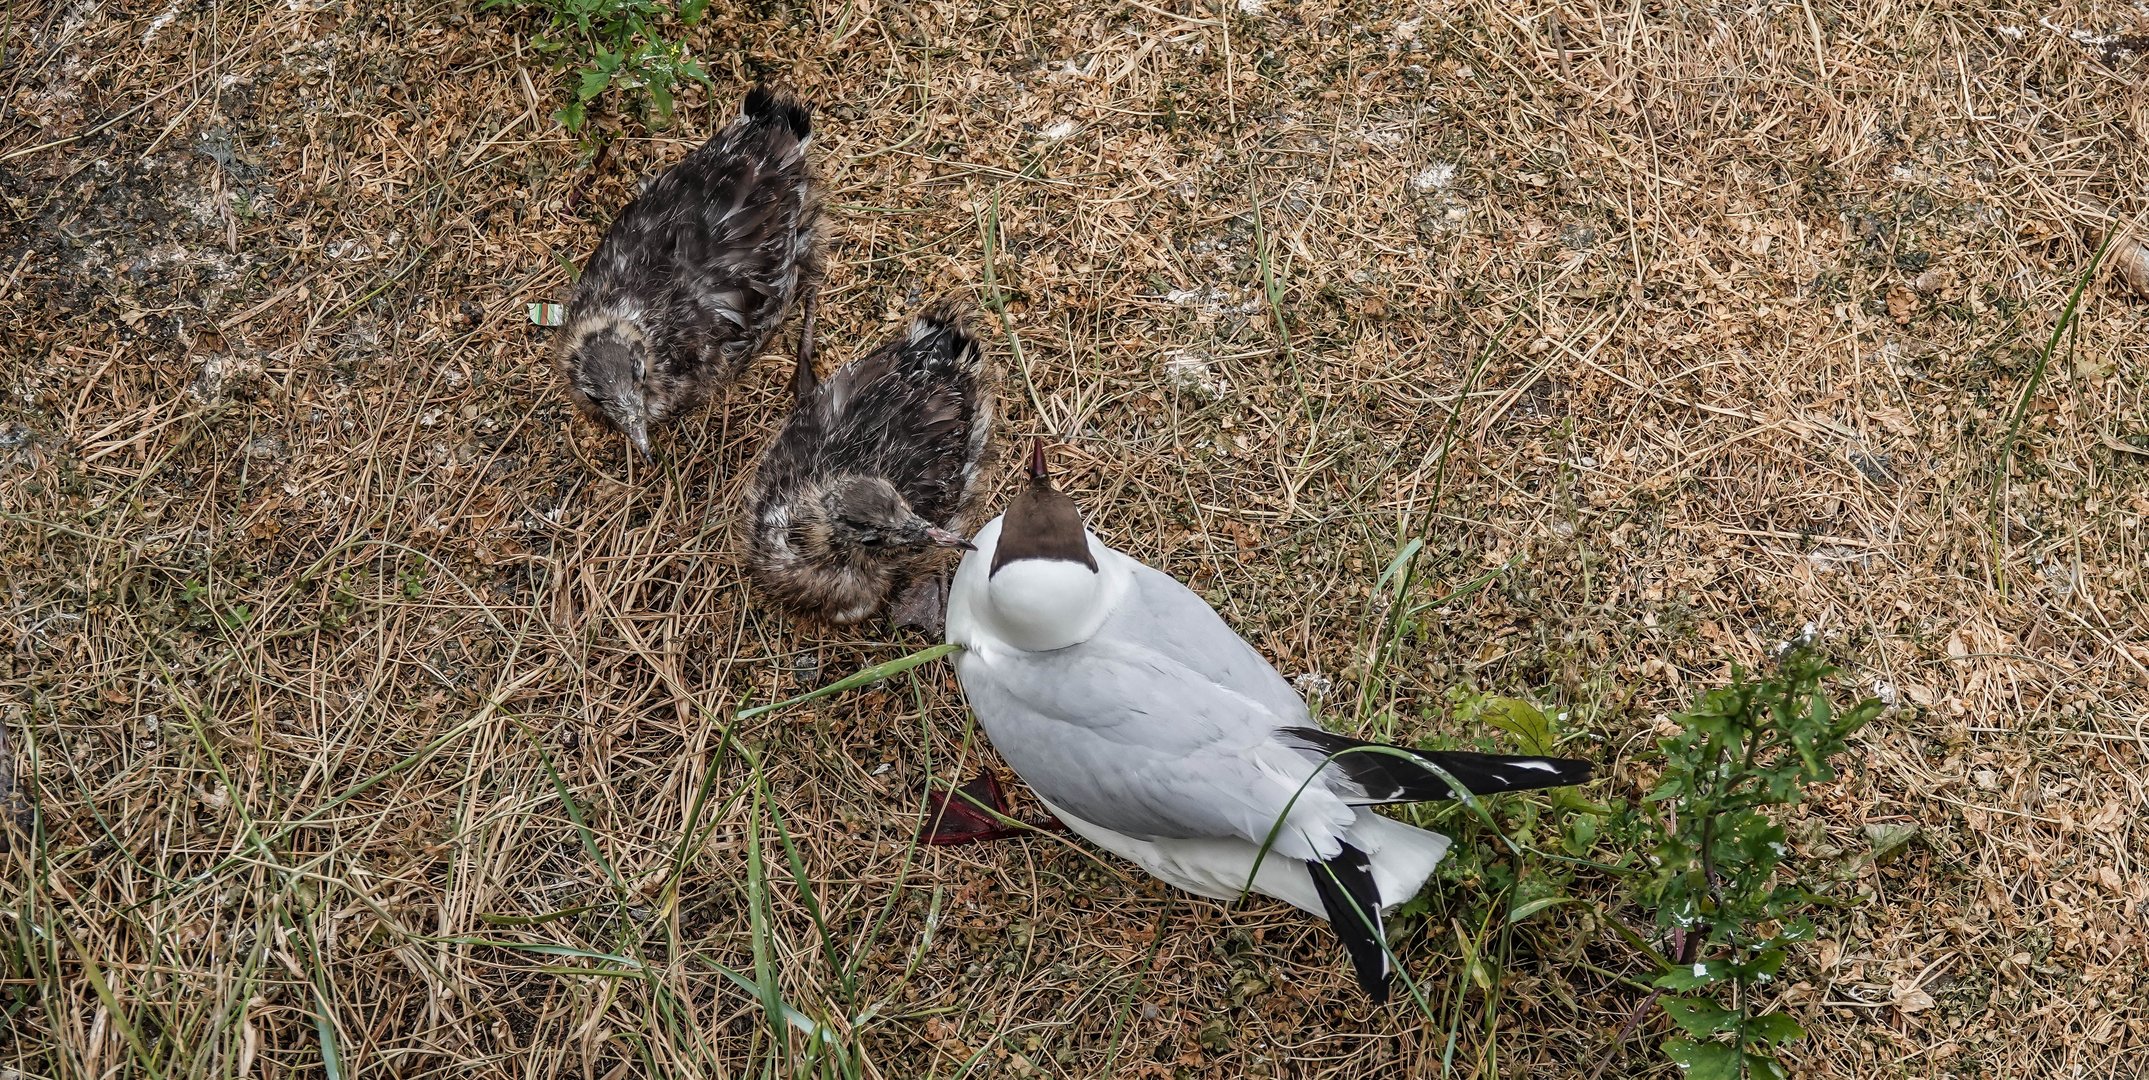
top-left (1412, 162), bottom-right (1457, 193)
top-left (142, 3), bottom-right (179, 45)
top-left (1164, 351), bottom-right (1231, 398)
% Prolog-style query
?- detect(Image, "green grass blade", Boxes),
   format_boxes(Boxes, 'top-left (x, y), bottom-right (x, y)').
top-left (745, 765), bottom-right (789, 1061)
top-left (1988, 228), bottom-right (2116, 594)
top-left (766, 798), bottom-right (850, 997)
top-left (734, 644), bottom-right (959, 721)
top-left (979, 194), bottom-right (1049, 425)
top-left (310, 983), bottom-right (344, 1080)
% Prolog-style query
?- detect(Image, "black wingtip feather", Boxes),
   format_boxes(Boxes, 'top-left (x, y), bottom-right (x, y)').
top-left (1283, 727), bottom-right (1594, 803)
top-left (1309, 844), bottom-right (1390, 1003)
top-left (743, 86), bottom-right (812, 140)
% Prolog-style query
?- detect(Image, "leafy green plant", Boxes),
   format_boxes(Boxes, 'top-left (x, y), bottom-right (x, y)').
top-left (485, 0), bottom-right (714, 130)
top-left (1616, 648), bottom-right (1882, 1079)
top-left (1409, 689), bottom-right (1609, 903)
top-left (1334, 554), bottom-right (1878, 1080)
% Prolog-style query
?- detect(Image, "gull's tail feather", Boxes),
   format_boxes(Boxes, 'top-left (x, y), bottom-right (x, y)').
top-left (1346, 812), bottom-right (1452, 911)
top-left (1043, 796), bottom-right (1451, 1002)
top-left (1282, 727), bottom-right (1593, 805)
top-left (1309, 842), bottom-right (1390, 1003)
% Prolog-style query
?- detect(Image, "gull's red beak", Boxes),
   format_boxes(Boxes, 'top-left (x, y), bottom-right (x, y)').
top-left (1027, 438), bottom-right (1050, 482)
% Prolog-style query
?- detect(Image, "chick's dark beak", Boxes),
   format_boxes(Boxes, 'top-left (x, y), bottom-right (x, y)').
top-left (623, 416), bottom-right (654, 462)
top-left (925, 526), bottom-right (976, 551)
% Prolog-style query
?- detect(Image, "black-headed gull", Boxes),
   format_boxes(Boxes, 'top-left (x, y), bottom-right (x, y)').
top-left (940, 442), bottom-right (1593, 1000)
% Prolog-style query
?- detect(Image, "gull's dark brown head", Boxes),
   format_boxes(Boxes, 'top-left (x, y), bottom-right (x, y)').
top-left (991, 440), bottom-right (1096, 576)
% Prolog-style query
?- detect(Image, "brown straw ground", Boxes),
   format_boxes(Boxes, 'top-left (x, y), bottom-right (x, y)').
top-left (3, 0), bottom-right (2147, 1076)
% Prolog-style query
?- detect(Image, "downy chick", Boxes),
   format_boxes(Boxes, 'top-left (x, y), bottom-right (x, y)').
top-left (747, 304), bottom-right (992, 631)
top-left (557, 86), bottom-right (819, 459)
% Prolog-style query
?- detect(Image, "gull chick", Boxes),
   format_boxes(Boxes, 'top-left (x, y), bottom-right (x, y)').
top-left (747, 304), bottom-right (992, 631)
top-left (943, 443), bottom-right (1594, 1001)
top-left (557, 86), bottom-right (819, 458)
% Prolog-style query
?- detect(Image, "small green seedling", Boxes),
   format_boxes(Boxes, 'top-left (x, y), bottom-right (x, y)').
top-left (485, 0), bottom-right (714, 131)
top-left (1619, 647), bottom-right (1881, 1079)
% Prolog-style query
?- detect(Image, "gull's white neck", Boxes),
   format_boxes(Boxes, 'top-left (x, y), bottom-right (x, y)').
top-left (947, 516), bottom-right (1132, 654)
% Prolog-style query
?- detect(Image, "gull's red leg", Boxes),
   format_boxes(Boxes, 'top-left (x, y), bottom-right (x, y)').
top-left (919, 773), bottom-right (1066, 845)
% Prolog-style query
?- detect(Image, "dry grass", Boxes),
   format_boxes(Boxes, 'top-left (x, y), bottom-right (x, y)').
top-left (4, 0), bottom-right (2148, 1076)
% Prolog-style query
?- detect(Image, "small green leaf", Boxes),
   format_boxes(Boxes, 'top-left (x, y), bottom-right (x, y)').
top-left (1507, 896), bottom-right (1577, 925)
top-left (1662, 1038), bottom-right (1741, 1080)
top-left (1645, 776), bottom-right (1685, 802)
top-left (1478, 697), bottom-right (1554, 755)
top-left (1863, 821), bottom-right (1919, 862)
top-left (1735, 949), bottom-right (1787, 982)
top-left (576, 66), bottom-right (613, 102)
top-left (1654, 960), bottom-right (1727, 990)
top-left (734, 643), bottom-right (960, 721)
top-left (1551, 789), bottom-right (1612, 815)
top-left (1837, 699), bottom-right (1882, 738)
top-left (556, 101), bottom-right (586, 130)
top-left (679, 0), bottom-right (708, 21)
top-left (1743, 1012), bottom-right (1805, 1047)
top-left (1660, 996), bottom-right (1739, 1037)
top-left (1390, 891), bottom-right (1432, 921)
top-left (1564, 812), bottom-right (1597, 854)
top-left (1465, 953), bottom-right (1498, 991)
top-left (1727, 814), bottom-right (1787, 867)
top-left (1375, 538), bottom-right (1424, 592)
top-left (1742, 1050), bottom-right (1792, 1079)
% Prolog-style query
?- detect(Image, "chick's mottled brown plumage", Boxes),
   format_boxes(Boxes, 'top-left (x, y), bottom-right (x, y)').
top-left (748, 305), bottom-right (993, 630)
top-left (557, 87), bottom-right (819, 458)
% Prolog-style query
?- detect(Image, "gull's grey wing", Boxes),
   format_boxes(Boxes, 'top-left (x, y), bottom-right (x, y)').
top-left (1096, 561), bottom-right (1310, 722)
top-left (956, 638), bottom-right (1353, 861)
